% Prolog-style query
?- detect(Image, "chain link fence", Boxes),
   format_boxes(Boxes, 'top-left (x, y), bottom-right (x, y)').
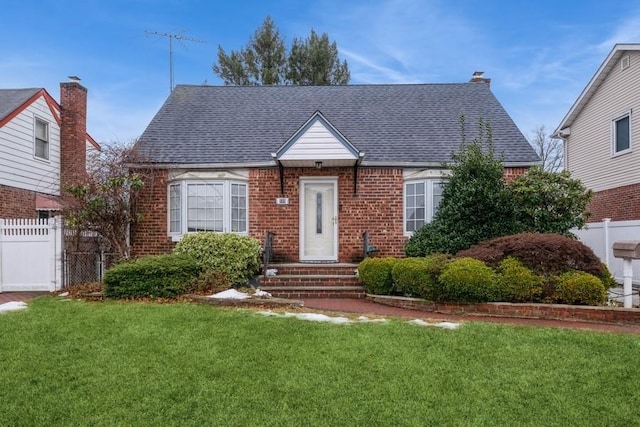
top-left (63, 251), bottom-right (120, 287)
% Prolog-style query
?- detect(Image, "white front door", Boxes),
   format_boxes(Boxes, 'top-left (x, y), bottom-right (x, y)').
top-left (300, 179), bottom-right (338, 261)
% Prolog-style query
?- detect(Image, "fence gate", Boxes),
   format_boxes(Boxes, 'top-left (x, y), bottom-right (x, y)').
top-left (0, 217), bottom-right (63, 292)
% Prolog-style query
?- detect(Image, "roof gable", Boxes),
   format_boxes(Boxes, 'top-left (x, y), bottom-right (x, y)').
top-left (554, 43), bottom-right (640, 137)
top-left (275, 111), bottom-right (360, 167)
top-left (0, 88), bottom-right (60, 128)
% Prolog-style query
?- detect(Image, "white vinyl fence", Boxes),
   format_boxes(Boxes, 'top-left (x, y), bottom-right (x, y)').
top-left (574, 219), bottom-right (640, 285)
top-left (0, 217), bottom-right (63, 292)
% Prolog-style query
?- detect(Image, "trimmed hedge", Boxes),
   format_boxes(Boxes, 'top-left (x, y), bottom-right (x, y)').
top-left (392, 254), bottom-right (450, 300)
top-left (456, 233), bottom-right (610, 281)
top-left (104, 254), bottom-right (202, 299)
top-left (438, 257), bottom-right (498, 303)
top-left (173, 232), bottom-right (262, 287)
top-left (554, 271), bottom-right (607, 306)
top-left (358, 257), bottom-right (398, 295)
top-left (496, 257), bottom-right (543, 303)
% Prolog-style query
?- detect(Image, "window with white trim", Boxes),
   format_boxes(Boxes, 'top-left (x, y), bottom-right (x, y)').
top-left (35, 118), bottom-right (49, 160)
top-left (613, 113), bottom-right (631, 155)
top-left (168, 181), bottom-right (247, 237)
top-left (404, 180), bottom-right (446, 234)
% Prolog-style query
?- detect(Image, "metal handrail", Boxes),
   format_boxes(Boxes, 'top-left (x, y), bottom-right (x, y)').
top-left (262, 231), bottom-right (275, 275)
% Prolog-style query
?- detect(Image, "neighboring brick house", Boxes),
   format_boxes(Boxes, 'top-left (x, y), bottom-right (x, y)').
top-left (131, 73), bottom-right (539, 264)
top-left (553, 43), bottom-right (640, 222)
top-left (0, 79), bottom-right (99, 219)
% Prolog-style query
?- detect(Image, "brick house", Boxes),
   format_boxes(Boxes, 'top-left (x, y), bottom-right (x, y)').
top-left (131, 74), bottom-right (538, 274)
top-left (0, 79), bottom-right (99, 218)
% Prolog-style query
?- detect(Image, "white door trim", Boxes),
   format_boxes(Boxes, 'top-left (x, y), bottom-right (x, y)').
top-left (299, 177), bottom-right (338, 262)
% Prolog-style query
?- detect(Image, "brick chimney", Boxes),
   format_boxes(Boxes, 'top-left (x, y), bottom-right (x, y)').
top-left (60, 77), bottom-right (88, 190)
top-left (470, 71), bottom-right (491, 87)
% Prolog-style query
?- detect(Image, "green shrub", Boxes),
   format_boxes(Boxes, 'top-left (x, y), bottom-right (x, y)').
top-left (191, 269), bottom-right (232, 294)
top-left (438, 257), bottom-right (498, 303)
top-left (358, 257), bottom-right (398, 295)
top-left (173, 232), bottom-right (262, 287)
top-left (554, 271), bottom-right (607, 306)
top-left (496, 257), bottom-right (543, 303)
top-left (104, 254), bottom-right (202, 299)
top-left (456, 233), bottom-right (607, 278)
top-left (392, 254), bottom-right (450, 300)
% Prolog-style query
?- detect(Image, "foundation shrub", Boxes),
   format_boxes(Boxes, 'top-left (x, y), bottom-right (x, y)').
top-left (358, 257), bottom-right (398, 295)
top-left (173, 232), bottom-right (262, 287)
top-left (553, 271), bottom-right (607, 306)
top-left (392, 254), bottom-right (451, 300)
top-left (496, 257), bottom-right (544, 302)
top-left (104, 254), bottom-right (202, 299)
top-left (438, 257), bottom-right (498, 303)
top-left (456, 232), bottom-right (607, 278)
top-left (191, 269), bottom-right (232, 294)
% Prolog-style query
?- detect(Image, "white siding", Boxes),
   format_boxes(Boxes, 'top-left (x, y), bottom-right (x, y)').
top-left (0, 96), bottom-right (61, 195)
top-left (280, 121), bottom-right (357, 161)
top-left (567, 51), bottom-right (640, 192)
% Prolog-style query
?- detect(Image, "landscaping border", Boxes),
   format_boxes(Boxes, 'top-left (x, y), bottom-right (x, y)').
top-left (366, 294), bottom-right (640, 325)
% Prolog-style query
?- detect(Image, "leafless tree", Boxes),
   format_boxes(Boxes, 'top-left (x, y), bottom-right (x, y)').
top-left (62, 140), bottom-right (149, 260)
top-left (529, 125), bottom-right (564, 172)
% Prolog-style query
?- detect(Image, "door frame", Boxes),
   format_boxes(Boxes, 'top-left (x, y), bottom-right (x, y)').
top-left (299, 177), bottom-right (339, 262)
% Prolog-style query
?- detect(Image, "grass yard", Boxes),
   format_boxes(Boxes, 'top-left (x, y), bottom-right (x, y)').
top-left (1, 297), bottom-right (639, 426)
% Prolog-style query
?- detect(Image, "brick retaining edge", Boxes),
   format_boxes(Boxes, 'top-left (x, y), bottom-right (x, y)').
top-left (366, 295), bottom-right (640, 325)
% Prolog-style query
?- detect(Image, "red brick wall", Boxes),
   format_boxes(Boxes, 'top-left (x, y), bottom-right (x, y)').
top-left (131, 165), bottom-right (532, 260)
top-left (0, 184), bottom-right (36, 218)
top-left (503, 167), bottom-right (529, 182)
top-left (250, 167), bottom-right (406, 263)
top-left (587, 183), bottom-right (640, 222)
top-left (60, 82), bottom-right (87, 190)
top-left (130, 169), bottom-right (175, 256)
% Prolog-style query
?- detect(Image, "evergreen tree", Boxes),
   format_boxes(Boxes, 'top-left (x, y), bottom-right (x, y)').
top-left (213, 16), bottom-right (350, 85)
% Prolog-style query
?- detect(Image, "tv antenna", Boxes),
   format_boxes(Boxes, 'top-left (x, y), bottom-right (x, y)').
top-left (146, 30), bottom-right (206, 93)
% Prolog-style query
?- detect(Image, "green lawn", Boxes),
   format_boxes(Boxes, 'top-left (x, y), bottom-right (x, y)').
top-left (1, 297), bottom-right (639, 426)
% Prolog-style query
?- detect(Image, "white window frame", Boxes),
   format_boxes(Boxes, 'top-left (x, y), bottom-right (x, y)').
top-left (612, 111), bottom-right (632, 156)
top-left (403, 179), bottom-right (446, 235)
top-left (34, 117), bottom-right (50, 161)
top-left (167, 180), bottom-right (248, 241)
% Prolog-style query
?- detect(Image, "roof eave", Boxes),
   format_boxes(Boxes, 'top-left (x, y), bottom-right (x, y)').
top-left (553, 43), bottom-right (640, 136)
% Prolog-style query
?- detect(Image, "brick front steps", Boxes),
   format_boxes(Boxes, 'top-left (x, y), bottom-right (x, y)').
top-left (367, 295), bottom-right (640, 325)
top-left (259, 263), bottom-right (365, 299)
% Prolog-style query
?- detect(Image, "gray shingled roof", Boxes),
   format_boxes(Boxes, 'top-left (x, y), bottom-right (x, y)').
top-left (0, 88), bottom-right (41, 123)
top-left (135, 83), bottom-right (539, 166)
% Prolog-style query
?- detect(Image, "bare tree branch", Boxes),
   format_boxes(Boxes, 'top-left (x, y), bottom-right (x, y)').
top-left (529, 125), bottom-right (564, 172)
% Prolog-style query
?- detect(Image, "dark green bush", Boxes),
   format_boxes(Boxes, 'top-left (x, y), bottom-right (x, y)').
top-left (392, 254), bottom-right (450, 300)
top-left (438, 257), bottom-right (498, 303)
top-left (104, 254), bottom-right (202, 299)
top-left (553, 271), bottom-right (607, 306)
top-left (496, 257), bottom-right (544, 303)
top-left (358, 257), bottom-right (398, 295)
top-left (173, 232), bottom-right (262, 287)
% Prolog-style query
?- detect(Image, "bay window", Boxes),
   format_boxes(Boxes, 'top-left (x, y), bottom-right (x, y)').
top-left (168, 180), bottom-right (247, 238)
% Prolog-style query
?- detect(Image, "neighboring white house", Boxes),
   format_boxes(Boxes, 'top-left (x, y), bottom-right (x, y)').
top-left (0, 80), bottom-right (100, 218)
top-left (555, 43), bottom-right (640, 284)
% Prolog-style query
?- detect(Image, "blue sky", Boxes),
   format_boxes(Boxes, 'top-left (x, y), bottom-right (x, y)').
top-left (3, 0), bottom-right (640, 146)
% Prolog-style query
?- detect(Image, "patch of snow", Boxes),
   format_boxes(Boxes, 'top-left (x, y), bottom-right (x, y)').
top-left (59, 292), bottom-right (69, 297)
top-left (209, 289), bottom-right (250, 300)
top-left (258, 310), bottom-right (279, 316)
top-left (0, 301), bottom-right (28, 314)
top-left (265, 268), bottom-right (278, 277)
top-left (254, 289), bottom-right (271, 298)
top-left (357, 316), bottom-right (388, 323)
top-left (408, 319), bottom-right (460, 329)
